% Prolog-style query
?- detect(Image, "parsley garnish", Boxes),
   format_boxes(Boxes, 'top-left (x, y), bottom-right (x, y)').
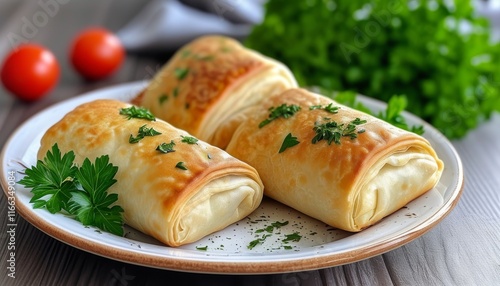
top-left (156, 140), bottom-right (176, 153)
top-left (279, 133), bottom-right (300, 153)
top-left (247, 234), bottom-right (272, 250)
top-left (68, 156), bottom-right (124, 236)
top-left (181, 135), bottom-right (198, 144)
top-left (159, 94), bottom-right (168, 105)
top-left (259, 104), bottom-right (301, 128)
top-left (129, 125), bottom-right (162, 144)
top-left (175, 162), bottom-right (187, 170)
top-left (18, 143), bottom-right (77, 213)
top-left (196, 245), bottom-right (208, 251)
top-left (247, 221), bottom-right (289, 249)
top-left (18, 144), bottom-right (124, 236)
top-left (309, 103), bottom-right (339, 114)
top-left (282, 232), bottom-right (302, 243)
top-left (312, 118), bottom-right (367, 145)
top-left (119, 106), bottom-right (156, 121)
top-left (174, 68), bottom-right (189, 80)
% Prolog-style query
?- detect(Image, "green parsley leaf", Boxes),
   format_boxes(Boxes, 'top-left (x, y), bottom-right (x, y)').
top-left (119, 106), bottom-right (156, 121)
top-left (282, 232), bottom-right (302, 243)
top-left (18, 143), bottom-right (78, 213)
top-left (279, 133), bottom-right (300, 153)
top-left (309, 103), bottom-right (339, 114)
top-left (159, 94), bottom-right (168, 105)
top-left (67, 155), bottom-right (123, 236)
top-left (247, 221), bottom-right (289, 249)
top-left (175, 162), bottom-right (187, 170)
top-left (247, 234), bottom-right (271, 250)
top-left (259, 104), bottom-right (301, 128)
top-left (196, 246), bottom-right (208, 251)
top-left (312, 118), bottom-right (366, 145)
top-left (129, 125), bottom-right (162, 144)
top-left (156, 140), bottom-right (176, 153)
top-left (174, 68), bottom-right (189, 80)
top-left (180, 135), bottom-right (198, 144)
top-left (376, 95), bottom-right (424, 135)
top-left (172, 87), bottom-right (179, 97)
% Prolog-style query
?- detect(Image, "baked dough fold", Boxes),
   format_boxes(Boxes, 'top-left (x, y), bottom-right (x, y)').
top-left (133, 35), bottom-right (298, 149)
top-left (225, 88), bottom-right (444, 231)
top-left (37, 99), bottom-right (264, 246)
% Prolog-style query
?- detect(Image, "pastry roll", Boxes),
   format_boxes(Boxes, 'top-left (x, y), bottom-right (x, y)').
top-left (225, 88), bottom-right (444, 232)
top-left (132, 35), bottom-right (298, 149)
top-left (37, 99), bottom-right (264, 246)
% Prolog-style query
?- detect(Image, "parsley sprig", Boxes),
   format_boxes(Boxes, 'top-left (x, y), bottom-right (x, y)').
top-left (259, 104), bottom-right (301, 128)
top-left (68, 156), bottom-right (123, 236)
top-left (19, 144), bottom-right (78, 213)
top-left (312, 118), bottom-right (367, 145)
top-left (18, 144), bottom-right (124, 236)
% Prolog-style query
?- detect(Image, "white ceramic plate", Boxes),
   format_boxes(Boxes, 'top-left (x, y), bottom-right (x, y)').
top-left (0, 81), bottom-right (463, 274)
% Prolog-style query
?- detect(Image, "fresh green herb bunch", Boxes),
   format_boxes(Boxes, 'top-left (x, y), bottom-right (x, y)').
top-left (18, 144), bottom-right (124, 236)
top-left (245, 0), bottom-right (500, 138)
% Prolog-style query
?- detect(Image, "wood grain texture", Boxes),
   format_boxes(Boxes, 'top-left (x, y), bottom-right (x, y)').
top-left (1, 1), bottom-right (499, 285)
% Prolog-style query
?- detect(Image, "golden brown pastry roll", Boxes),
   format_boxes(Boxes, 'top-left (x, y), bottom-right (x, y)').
top-left (225, 88), bottom-right (444, 232)
top-left (37, 99), bottom-right (264, 246)
top-left (133, 35), bottom-right (298, 149)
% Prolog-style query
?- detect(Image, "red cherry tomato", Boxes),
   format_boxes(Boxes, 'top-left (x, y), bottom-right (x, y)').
top-left (70, 27), bottom-right (125, 80)
top-left (1, 44), bottom-right (60, 101)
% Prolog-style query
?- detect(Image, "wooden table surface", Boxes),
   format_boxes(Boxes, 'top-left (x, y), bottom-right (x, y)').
top-left (1, 1), bottom-right (499, 285)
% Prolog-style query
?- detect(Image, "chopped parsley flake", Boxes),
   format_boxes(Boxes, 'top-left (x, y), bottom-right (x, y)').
top-left (181, 135), bottom-right (198, 144)
top-left (175, 162), bottom-right (187, 170)
top-left (119, 106), bottom-right (156, 121)
top-left (312, 117), bottom-right (367, 145)
top-left (159, 94), bottom-right (168, 105)
top-left (259, 104), bottom-right (301, 128)
top-left (129, 125), bottom-right (162, 144)
top-left (282, 232), bottom-right (302, 243)
top-left (174, 68), bottom-right (189, 80)
top-left (309, 103), bottom-right (339, 113)
top-left (156, 140), bottom-right (176, 153)
top-left (279, 133), bottom-right (300, 153)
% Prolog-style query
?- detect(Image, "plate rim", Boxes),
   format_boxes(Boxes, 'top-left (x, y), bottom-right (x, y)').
top-left (0, 80), bottom-right (464, 274)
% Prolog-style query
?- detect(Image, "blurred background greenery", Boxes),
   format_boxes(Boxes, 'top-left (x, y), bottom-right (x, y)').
top-left (245, 0), bottom-right (500, 139)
